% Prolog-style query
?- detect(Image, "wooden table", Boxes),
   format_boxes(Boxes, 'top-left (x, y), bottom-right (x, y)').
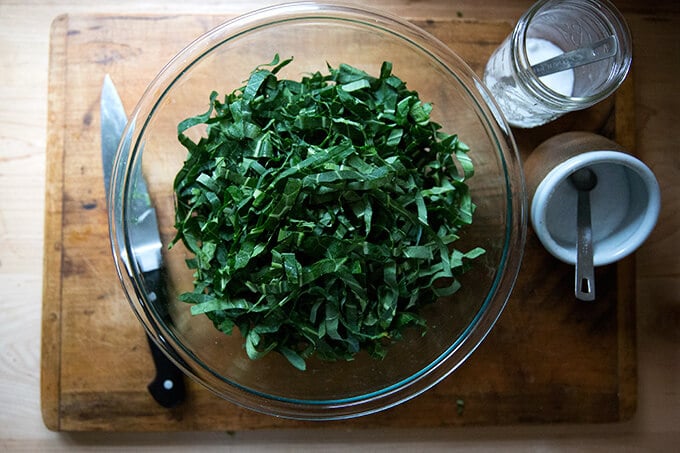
top-left (1, 0), bottom-right (679, 450)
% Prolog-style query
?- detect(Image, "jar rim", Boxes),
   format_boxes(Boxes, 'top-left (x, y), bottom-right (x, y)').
top-left (510, 0), bottom-right (632, 108)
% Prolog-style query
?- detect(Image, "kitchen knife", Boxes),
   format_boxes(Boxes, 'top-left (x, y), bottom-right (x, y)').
top-left (100, 74), bottom-right (186, 408)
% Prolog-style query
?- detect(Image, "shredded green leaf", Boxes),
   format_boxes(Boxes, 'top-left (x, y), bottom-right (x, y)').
top-left (171, 55), bottom-right (485, 371)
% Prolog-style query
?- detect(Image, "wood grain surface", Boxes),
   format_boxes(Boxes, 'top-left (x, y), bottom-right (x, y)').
top-left (41, 14), bottom-right (637, 432)
top-left (1, 0), bottom-right (678, 450)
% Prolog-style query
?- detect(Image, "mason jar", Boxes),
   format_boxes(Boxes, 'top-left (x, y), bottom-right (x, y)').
top-left (483, 0), bottom-right (632, 128)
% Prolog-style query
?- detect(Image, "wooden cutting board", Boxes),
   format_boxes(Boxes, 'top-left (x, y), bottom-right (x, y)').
top-left (41, 14), bottom-right (636, 432)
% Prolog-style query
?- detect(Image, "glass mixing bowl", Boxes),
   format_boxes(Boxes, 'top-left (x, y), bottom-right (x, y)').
top-left (109, 2), bottom-right (526, 420)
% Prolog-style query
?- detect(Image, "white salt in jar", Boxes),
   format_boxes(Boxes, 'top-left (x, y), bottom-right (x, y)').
top-left (483, 0), bottom-right (632, 128)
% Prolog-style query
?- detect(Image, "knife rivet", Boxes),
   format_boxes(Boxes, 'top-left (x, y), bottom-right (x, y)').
top-left (163, 379), bottom-right (174, 390)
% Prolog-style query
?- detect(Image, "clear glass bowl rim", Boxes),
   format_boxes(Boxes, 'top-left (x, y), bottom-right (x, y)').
top-left (109, 1), bottom-right (527, 420)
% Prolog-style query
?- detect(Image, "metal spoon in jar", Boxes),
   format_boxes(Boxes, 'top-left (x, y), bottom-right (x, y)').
top-left (531, 35), bottom-right (618, 78)
top-left (570, 167), bottom-right (598, 301)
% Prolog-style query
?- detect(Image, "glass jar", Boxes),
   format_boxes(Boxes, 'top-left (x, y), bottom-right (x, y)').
top-left (483, 0), bottom-right (632, 128)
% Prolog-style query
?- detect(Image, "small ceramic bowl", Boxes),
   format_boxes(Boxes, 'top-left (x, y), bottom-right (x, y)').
top-left (524, 131), bottom-right (660, 266)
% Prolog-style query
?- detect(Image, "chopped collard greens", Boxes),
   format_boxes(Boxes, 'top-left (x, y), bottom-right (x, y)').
top-left (171, 55), bottom-right (485, 371)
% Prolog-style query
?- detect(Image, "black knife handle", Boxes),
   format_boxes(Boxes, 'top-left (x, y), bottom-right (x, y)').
top-left (145, 333), bottom-right (186, 408)
top-left (142, 268), bottom-right (186, 408)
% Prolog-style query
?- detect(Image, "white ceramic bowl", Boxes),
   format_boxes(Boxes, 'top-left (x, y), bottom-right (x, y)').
top-left (526, 132), bottom-right (660, 266)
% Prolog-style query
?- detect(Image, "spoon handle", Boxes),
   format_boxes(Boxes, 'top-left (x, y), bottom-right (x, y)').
top-left (575, 189), bottom-right (595, 301)
top-left (532, 35), bottom-right (617, 78)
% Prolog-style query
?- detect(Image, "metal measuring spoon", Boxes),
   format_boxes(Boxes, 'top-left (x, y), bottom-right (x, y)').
top-left (531, 35), bottom-right (617, 78)
top-left (570, 167), bottom-right (598, 301)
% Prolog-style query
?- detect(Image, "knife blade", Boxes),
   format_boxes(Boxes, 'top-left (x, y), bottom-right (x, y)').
top-left (101, 74), bottom-right (186, 408)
